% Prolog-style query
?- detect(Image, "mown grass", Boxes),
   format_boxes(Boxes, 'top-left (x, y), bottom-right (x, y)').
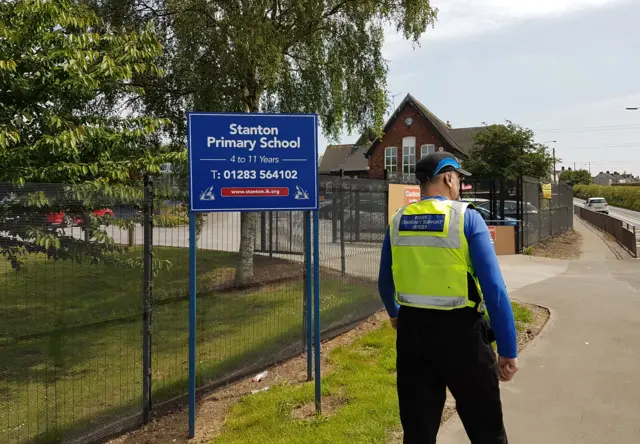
top-left (214, 302), bottom-right (534, 444)
top-left (0, 249), bottom-right (377, 443)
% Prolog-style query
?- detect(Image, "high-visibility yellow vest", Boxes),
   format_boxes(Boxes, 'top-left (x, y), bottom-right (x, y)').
top-left (389, 199), bottom-right (484, 311)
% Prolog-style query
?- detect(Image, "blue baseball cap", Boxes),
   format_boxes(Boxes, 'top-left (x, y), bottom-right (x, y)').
top-left (415, 151), bottom-right (471, 183)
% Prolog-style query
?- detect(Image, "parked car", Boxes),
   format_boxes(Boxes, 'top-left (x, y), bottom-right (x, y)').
top-left (461, 199), bottom-right (518, 227)
top-left (473, 206), bottom-right (518, 227)
top-left (47, 209), bottom-right (114, 226)
top-left (585, 197), bottom-right (609, 214)
top-left (475, 200), bottom-right (538, 219)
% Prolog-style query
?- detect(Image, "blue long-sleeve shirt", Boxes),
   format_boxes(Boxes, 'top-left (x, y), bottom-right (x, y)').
top-left (378, 196), bottom-right (518, 359)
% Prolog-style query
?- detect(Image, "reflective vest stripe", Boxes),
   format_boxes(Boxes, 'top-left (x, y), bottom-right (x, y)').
top-left (396, 292), bottom-right (477, 308)
top-left (390, 200), bottom-right (469, 249)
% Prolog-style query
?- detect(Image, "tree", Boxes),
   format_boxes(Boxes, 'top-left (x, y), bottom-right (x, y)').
top-left (463, 121), bottom-right (555, 181)
top-left (125, 0), bottom-right (438, 286)
top-left (559, 169), bottom-right (592, 185)
top-left (0, 0), bottom-right (184, 269)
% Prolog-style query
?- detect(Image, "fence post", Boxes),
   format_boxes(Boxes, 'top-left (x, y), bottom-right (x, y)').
top-left (331, 177), bottom-right (338, 243)
top-left (354, 187), bottom-right (361, 242)
top-left (260, 212), bottom-right (266, 251)
top-left (142, 175), bottom-right (154, 423)
top-left (268, 212), bottom-right (273, 257)
top-left (338, 174), bottom-right (346, 274)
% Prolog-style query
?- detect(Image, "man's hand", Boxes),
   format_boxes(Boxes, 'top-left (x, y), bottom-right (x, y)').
top-left (389, 317), bottom-right (398, 330)
top-left (498, 356), bottom-right (519, 382)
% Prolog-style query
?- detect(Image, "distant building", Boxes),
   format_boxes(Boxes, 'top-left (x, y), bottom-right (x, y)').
top-left (593, 171), bottom-right (640, 186)
top-left (318, 144), bottom-right (370, 178)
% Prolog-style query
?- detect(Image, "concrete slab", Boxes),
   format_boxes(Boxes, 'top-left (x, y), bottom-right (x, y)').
top-left (497, 255), bottom-right (569, 293)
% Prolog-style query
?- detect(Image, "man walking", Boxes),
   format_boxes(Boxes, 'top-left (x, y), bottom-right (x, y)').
top-left (378, 152), bottom-right (519, 443)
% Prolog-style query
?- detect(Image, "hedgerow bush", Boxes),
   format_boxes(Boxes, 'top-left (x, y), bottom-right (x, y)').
top-left (574, 185), bottom-right (640, 211)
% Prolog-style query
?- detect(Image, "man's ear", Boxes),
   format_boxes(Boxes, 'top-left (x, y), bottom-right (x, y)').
top-left (443, 172), bottom-right (452, 187)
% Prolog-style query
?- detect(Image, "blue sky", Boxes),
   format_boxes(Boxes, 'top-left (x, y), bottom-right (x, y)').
top-left (320, 0), bottom-right (640, 177)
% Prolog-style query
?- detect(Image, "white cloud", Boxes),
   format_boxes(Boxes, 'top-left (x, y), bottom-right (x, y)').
top-left (383, 0), bottom-right (625, 58)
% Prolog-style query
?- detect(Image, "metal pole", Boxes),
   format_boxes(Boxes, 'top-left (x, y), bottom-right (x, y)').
top-left (269, 212), bottom-right (273, 257)
top-left (313, 210), bottom-right (321, 414)
top-left (331, 179), bottom-right (338, 243)
top-left (142, 175), bottom-right (153, 423)
top-left (339, 175), bottom-right (346, 274)
top-left (304, 211), bottom-right (312, 381)
top-left (354, 188), bottom-right (361, 242)
top-left (188, 212), bottom-right (197, 438)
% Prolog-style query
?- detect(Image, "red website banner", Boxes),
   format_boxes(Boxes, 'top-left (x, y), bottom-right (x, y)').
top-left (220, 187), bottom-right (289, 197)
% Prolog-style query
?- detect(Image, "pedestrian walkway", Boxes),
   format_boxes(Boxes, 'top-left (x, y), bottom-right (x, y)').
top-left (439, 218), bottom-right (640, 443)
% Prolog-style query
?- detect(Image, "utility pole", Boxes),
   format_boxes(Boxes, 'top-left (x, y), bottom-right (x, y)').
top-left (553, 148), bottom-right (556, 183)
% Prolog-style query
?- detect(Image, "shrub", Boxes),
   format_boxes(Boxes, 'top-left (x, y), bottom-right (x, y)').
top-left (574, 185), bottom-right (640, 211)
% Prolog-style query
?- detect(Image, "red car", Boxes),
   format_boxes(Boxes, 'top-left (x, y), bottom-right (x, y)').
top-left (47, 209), bottom-right (114, 225)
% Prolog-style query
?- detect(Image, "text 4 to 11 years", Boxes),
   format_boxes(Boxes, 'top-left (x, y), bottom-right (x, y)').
top-left (229, 155), bottom-right (280, 164)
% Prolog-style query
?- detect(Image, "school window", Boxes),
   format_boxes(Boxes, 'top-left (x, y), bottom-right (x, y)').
top-left (420, 144), bottom-right (436, 158)
top-left (403, 137), bottom-right (416, 174)
top-left (384, 147), bottom-right (398, 173)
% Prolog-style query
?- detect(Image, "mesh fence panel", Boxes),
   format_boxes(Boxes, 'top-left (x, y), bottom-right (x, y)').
top-left (522, 178), bottom-right (574, 248)
top-left (0, 182), bottom-right (145, 444)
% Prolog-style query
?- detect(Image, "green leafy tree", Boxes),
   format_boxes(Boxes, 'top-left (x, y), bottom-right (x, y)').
top-left (559, 169), bottom-right (592, 185)
top-left (148, 0), bottom-right (438, 285)
top-left (463, 121), bottom-right (556, 181)
top-left (0, 0), bottom-right (184, 269)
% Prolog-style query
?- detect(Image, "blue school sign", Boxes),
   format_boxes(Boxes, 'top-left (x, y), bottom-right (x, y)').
top-left (187, 112), bottom-right (319, 212)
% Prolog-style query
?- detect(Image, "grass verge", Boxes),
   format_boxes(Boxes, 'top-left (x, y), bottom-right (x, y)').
top-left (213, 302), bottom-right (537, 444)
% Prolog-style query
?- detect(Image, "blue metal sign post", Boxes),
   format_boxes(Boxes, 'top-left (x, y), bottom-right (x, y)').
top-left (187, 112), bottom-right (319, 438)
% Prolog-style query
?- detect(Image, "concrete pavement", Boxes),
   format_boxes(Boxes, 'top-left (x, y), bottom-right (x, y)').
top-left (438, 218), bottom-right (640, 443)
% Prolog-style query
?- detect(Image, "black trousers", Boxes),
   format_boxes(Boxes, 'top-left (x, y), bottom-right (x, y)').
top-left (396, 306), bottom-right (508, 444)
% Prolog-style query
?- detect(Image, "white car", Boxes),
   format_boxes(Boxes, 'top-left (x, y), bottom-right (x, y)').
top-left (585, 197), bottom-right (609, 214)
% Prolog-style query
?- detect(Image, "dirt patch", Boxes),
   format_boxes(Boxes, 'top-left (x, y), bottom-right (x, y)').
top-left (292, 392), bottom-right (346, 421)
top-left (529, 229), bottom-right (582, 260)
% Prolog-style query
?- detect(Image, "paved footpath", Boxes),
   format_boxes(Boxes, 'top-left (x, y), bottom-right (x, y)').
top-left (439, 218), bottom-right (640, 443)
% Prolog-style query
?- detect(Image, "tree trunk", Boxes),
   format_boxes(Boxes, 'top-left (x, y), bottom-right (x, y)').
top-left (235, 211), bottom-right (258, 286)
top-left (235, 86), bottom-right (260, 287)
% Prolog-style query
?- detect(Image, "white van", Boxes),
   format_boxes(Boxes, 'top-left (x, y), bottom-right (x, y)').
top-left (585, 197), bottom-right (609, 214)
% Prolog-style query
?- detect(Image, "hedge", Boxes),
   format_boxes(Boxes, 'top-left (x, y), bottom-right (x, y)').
top-left (574, 185), bottom-right (640, 211)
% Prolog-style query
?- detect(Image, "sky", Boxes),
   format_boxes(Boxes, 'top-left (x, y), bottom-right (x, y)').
top-left (319, 0), bottom-right (640, 177)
